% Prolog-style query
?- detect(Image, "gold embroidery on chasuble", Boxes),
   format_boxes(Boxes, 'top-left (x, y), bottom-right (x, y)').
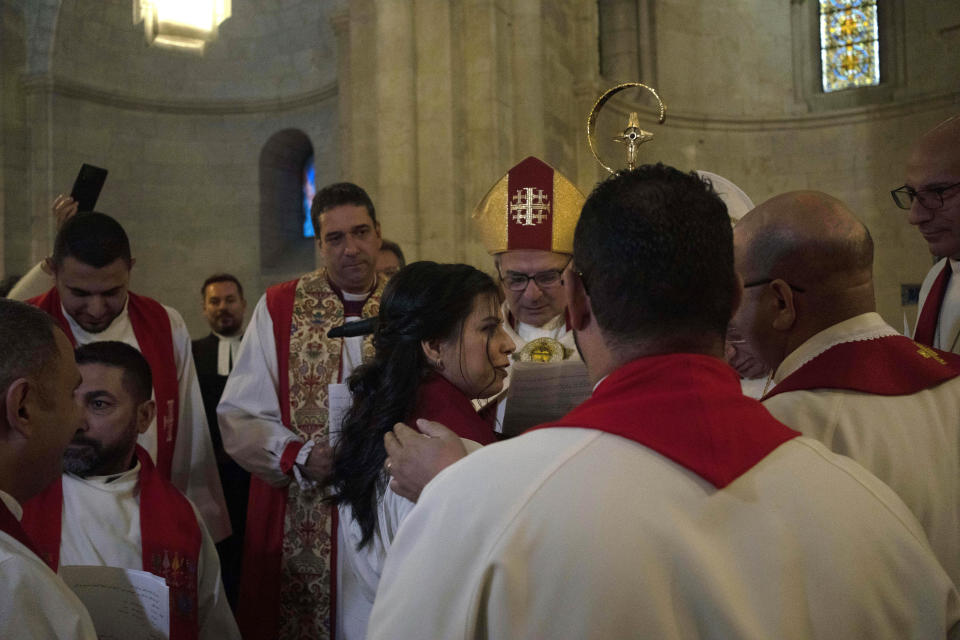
top-left (278, 269), bottom-right (382, 639)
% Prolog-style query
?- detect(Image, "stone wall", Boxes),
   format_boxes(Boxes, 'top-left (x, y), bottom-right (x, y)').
top-left (2, 0), bottom-right (959, 334)
top-left (595, 0), bottom-right (960, 327)
top-left (2, 0), bottom-right (343, 334)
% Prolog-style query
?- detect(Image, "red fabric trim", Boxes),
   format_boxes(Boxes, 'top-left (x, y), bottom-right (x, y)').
top-left (19, 479), bottom-right (63, 570)
top-left (29, 288), bottom-right (180, 480)
top-left (28, 288), bottom-right (76, 346)
top-left (533, 354), bottom-right (799, 488)
top-left (137, 446), bottom-right (201, 640)
top-left (127, 293), bottom-right (179, 479)
top-left (236, 278), bottom-right (297, 640)
top-left (507, 156), bottom-right (555, 251)
top-left (915, 261), bottom-right (951, 347)
top-left (280, 441), bottom-right (305, 474)
top-left (0, 497), bottom-right (43, 559)
top-left (763, 335), bottom-right (960, 400)
top-left (22, 447), bottom-right (201, 640)
top-left (409, 374), bottom-right (498, 445)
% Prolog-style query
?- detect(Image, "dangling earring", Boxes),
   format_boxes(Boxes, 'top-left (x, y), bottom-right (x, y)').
top-left (435, 359), bottom-right (445, 372)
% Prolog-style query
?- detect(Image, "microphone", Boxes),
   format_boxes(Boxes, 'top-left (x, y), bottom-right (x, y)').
top-left (326, 317), bottom-right (378, 339)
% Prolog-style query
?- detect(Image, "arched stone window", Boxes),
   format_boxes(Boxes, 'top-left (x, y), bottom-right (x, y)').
top-left (819, 0), bottom-right (880, 93)
top-left (792, 0), bottom-right (903, 111)
top-left (259, 129), bottom-right (316, 280)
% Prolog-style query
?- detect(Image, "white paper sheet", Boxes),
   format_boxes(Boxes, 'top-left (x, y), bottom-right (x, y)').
top-left (328, 382), bottom-right (353, 447)
top-left (500, 359), bottom-right (593, 437)
top-left (60, 565), bottom-right (170, 640)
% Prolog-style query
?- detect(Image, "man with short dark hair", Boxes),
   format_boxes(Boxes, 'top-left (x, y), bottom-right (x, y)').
top-left (219, 182), bottom-right (386, 639)
top-left (21, 341), bottom-right (240, 639)
top-left (25, 212), bottom-right (230, 543)
top-left (0, 299), bottom-right (97, 638)
top-left (192, 272), bottom-right (249, 608)
top-left (732, 190), bottom-right (960, 585)
top-left (375, 239), bottom-right (405, 277)
top-left (898, 115), bottom-right (960, 353)
top-left (367, 165), bottom-right (960, 639)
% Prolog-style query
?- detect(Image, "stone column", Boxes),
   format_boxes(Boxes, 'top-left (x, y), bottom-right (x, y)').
top-left (374, 0), bottom-right (419, 258)
top-left (414, 0), bottom-right (456, 261)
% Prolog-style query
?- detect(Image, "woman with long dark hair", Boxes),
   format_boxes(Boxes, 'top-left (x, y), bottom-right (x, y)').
top-left (328, 261), bottom-right (515, 639)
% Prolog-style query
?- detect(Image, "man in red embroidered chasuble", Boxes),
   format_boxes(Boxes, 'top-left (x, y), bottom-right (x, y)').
top-left (367, 165), bottom-right (959, 639)
top-left (26, 212), bottom-right (230, 544)
top-left (732, 189), bottom-right (960, 586)
top-left (900, 115), bottom-right (960, 353)
top-left (218, 182), bottom-right (386, 639)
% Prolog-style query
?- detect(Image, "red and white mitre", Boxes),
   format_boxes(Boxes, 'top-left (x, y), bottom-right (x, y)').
top-left (472, 156), bottom-right (586, 255)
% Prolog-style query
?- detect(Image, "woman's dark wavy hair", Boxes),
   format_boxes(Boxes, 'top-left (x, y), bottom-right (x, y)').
top-left (327, 261), bottom-right (502, 549)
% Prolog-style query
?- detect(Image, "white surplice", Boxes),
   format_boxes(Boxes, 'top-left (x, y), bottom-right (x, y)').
top-left (763, 311), bottom-right (960, 585)
top-left (61, 299), bottom-right (230, 542)
top-left (58, 467), bottom-right (239, 639)
top-left (0, 490), bottom-right (97, 640)
top-left (917, 257), bottom-right (960, 353)
top-left (367, 429), bottom-right (960, 640)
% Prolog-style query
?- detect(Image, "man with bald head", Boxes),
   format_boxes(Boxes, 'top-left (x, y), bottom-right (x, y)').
top-left (898, 115), bottom-right (960, 352)
top-left (733, 190), bottom-right (960, 584)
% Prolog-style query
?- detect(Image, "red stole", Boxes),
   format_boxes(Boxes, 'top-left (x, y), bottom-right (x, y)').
top-left (534, 354), bottom-right (799, 488)
top-left (915, 260), bottom-right (952, 347)
top-left (29, 288), bottom-right (180, 478)
top-left (409, 374), bottom-right (498, 445)
top-left (21, 446), bottom-right (201, 640)
top-left (763, 335), bottom-right (960, 400)
top-left (237, 278), bottom-right (297, 640)
top-left (0, 495), bottom-right (41, 558)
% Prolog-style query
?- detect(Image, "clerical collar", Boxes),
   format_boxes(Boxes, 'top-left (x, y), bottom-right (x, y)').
top-left (0, 489), bottom-right (22, 521)
top-left (212, 330), bottom-right (243, 341)
top-left (62, 295), bottom-right (130, 340)
top-left (68, 461), bottom-right (141, 486)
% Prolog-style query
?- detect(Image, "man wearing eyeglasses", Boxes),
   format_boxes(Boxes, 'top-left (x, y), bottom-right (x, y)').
top-left (895, 115), bottom-right (960, 353)
top-left (473, 157), bottom-right (585, 362)
top-left (732, 189), bottom-right (960, 586)
top-left (469, 157), bottom-right (587, 431)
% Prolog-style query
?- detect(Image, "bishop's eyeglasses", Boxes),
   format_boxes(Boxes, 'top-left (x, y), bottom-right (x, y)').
top-left (499, 259), bottom-right (571, 292)
top-left (890, 181), bottom-right (960, 210)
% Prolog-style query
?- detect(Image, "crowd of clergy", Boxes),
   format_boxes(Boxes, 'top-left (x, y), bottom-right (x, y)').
top-left (0, 113), bottom-right (959, 639)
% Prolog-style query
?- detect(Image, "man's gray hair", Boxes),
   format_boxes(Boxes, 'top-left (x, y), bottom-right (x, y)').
top-left (0, 299), bottom-right (60, 396)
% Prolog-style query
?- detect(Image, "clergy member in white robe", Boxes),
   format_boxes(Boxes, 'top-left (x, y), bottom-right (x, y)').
top-left (370, 165), bottom-right (960, 640)
top-left (731, 191), bottom-right (960, 585)
top-left (0, 491), bottom-right (97, 640)
top-left (20, 341), bottom-right (239, 639)
top-left (56, 464), bottom-right (239, 639)
top-left (762, 312), bottom-right (960, 584)
top-left (900, 115), bottom-right (960, 354)
top-left (218, 182), bottom-right (387, 640)
top-left (22, 212), bottom-right (230, 542)
top-left (0, 299), bottom-right (97, 639)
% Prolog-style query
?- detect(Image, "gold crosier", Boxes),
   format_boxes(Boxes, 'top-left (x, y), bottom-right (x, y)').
top-left (586, 82), bottom-right (666, 174)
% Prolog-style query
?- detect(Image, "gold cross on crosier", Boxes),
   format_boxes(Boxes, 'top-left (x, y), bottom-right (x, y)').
top-left (613, 112), bottom-right (655, 171)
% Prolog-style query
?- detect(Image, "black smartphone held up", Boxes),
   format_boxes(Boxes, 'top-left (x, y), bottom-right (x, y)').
top-left (70, 164), bottom-right (108, 212)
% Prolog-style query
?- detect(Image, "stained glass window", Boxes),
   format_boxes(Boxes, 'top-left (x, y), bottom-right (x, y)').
top-left (302, 155), bottom-right (316, 238)
top-left (820, 0), bottom-right (880, 92)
